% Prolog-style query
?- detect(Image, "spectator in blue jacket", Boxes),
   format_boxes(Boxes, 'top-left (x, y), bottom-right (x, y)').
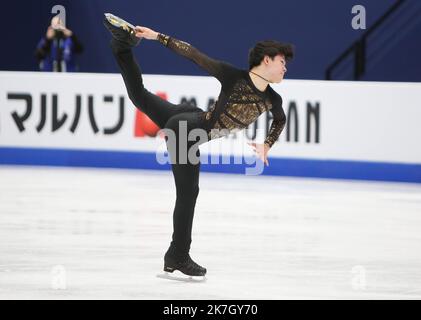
top-left (35, 16), bottom-right (83, 72)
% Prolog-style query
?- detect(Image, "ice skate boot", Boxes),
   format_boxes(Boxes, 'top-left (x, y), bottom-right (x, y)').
top-left (157, 253), bottom-right (207, 282)
top-left (103, 13), bottom-right (141, 47)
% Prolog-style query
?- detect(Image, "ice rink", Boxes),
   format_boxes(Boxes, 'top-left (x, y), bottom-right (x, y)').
top-left (0, 166), bottom-right (421, 299)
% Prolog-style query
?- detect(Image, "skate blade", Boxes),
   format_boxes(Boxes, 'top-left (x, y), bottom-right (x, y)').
top-left (156, 271), bottom-right (207, 283)
top-left (104, 13), bottom-right (136, 32)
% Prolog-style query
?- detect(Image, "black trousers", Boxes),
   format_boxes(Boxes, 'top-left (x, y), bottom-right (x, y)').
top-left (111, 40), bottom-right (209, 258)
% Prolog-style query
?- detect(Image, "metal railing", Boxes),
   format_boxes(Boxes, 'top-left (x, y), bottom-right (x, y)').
top-left (326, 0), bottom-right (407, 80)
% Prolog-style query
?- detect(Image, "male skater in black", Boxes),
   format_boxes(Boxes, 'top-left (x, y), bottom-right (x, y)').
top-left (103, 14), bottom-right (293, 278)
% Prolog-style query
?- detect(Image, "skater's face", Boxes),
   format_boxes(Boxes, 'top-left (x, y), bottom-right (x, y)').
top-left (265, 54), bottom-right (287, 83)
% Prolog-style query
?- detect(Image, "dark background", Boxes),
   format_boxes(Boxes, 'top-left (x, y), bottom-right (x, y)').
top-left (1, 0), bottom-right (420, 81)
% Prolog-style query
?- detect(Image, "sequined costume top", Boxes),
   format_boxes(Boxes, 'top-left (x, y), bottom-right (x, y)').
top-left (157, 33), bottom-right (286, 148)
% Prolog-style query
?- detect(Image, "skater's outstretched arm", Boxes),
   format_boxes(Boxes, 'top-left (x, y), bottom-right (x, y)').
top-left (134, 26), bottom-right (237, 85)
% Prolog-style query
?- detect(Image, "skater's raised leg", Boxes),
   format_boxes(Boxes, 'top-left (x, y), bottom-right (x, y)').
top-left (110, 39), bottom-right (181, 129)
top-left (104, 16), bottom-right (200, 128)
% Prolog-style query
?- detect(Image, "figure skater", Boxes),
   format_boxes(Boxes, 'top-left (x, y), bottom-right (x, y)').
top-left (103, 13), bottom-right (293, 279)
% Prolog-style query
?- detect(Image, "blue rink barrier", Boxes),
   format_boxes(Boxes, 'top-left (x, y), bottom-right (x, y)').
top-left (0, 147), bottom-right (420, 183)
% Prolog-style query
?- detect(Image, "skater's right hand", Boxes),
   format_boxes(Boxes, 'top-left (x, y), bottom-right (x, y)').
top-left (134, 26), bottom-right (159, 40)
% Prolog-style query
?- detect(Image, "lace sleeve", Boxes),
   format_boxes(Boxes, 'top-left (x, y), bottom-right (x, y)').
top-left (264, 95), bottom-right (286, 148)
top-left (157, 33), bottom-right (236, 84)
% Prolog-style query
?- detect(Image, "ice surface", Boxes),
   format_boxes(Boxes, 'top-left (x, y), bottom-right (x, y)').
top-left (1, 166), bottom-right (421, 299)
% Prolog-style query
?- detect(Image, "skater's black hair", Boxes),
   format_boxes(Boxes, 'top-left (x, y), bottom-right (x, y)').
top-left (248, 40), bottom-right (294, 70)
